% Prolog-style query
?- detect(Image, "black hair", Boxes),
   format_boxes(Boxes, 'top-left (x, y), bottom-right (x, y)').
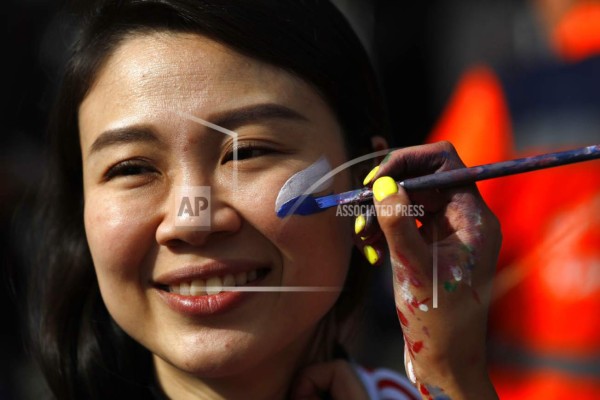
top-left (28, 1), bottom-right (389, 398)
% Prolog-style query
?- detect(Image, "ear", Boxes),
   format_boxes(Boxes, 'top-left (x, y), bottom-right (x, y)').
top-left (351, 135), bottom-right (390, 186)
top-left (371, 135), bottom-right (389, 160)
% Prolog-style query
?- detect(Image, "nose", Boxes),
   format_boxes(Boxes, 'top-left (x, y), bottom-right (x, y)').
top-left (156, 184), bottom-right (242, 248)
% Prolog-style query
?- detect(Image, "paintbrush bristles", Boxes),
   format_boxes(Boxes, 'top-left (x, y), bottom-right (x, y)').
top-left (276, 195), bottom-right (322, 218)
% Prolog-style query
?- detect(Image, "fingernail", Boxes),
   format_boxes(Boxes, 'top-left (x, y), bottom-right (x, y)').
top-left (362, 166), bottom-right (380, 186)
top-left (354, 214), bottom-right (366, 234)
top-left (373, 176), bottom-right (398, 201)
top-left (363, 245), bottom-right (379, 265)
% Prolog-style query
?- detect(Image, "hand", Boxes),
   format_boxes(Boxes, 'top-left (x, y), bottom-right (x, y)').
top-left (289, 360), bottom-right (369, 400)
top-left (355, 142), bottom-right (501, 399)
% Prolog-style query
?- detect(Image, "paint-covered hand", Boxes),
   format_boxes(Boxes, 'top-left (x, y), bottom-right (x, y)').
top-left (357, 141), bottom-right (501, 400)
top-left (289, 360), bottom-right (369, 400)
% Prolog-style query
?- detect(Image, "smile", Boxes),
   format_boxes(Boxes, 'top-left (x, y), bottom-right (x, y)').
top-left (161, 267), bottom-right (271, 296)
top-left (152, 261), bottom-right (272, 315)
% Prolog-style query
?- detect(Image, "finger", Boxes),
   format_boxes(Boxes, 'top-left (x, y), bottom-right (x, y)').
top-left (372, 143), bottom-right (497, 248)
top-left (352, 212), bottom-right (386, 266)
top-left (359, 242), bottom-right (385, 266)
top-left (372, 176), bottom-right (430, 279)
top-left (371, 142), bottom-right (466, 183)
top-left (371, 176), bottom-right (438, 318)
top-left (290, 360), bottom-right (369, 400)
top-left (365, 142), bottom-right (487, 214)
top-left (353, 211), bottom-right (379, 239)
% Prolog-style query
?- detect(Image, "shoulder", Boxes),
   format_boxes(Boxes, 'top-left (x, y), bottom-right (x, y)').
top-left (352, 363), bottom-right (420, 400)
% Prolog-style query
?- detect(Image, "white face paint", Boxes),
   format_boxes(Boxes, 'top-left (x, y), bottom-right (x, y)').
top-left (274, 156), bottom-right (333, 212)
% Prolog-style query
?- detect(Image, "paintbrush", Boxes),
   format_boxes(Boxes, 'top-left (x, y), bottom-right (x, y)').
top-left (276, 144), bottom-right (600, 218)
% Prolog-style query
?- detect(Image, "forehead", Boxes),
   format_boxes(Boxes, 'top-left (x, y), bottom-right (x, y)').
top-left (79, 32), bottom-right (322, 129)
top-left (97, 32), bottom-right (290, 89)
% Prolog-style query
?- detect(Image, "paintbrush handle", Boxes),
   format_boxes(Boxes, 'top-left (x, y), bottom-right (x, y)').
top-left (400, 144), bottom-right (600, 191)
top-left (304, 144), bottom-right (600, 216)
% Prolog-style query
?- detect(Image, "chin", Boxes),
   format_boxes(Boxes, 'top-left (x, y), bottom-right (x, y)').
top-left (157, 333), bottom-right (267, 378)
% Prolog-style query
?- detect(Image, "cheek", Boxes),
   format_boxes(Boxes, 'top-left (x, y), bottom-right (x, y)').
top-left (240, 161), bottom-right (354, 281)
top-left (239, 180), bottom-right (353, 330)
top-left (270, 212), bottom-right (353, 332)
top-left (277, 212), bottom-right (353, 283)
top-left (84, 190), bottom-right (158, 288)
top-left (237, 172), bottom-right (354, 285)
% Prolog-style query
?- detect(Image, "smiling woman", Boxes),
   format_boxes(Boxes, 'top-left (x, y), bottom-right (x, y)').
top-left (28, 1), bottom-right (501, 399)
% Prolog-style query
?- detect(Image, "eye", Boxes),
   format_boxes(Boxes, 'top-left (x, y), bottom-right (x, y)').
top-left (222, 144), bottom-right (275, 163)
top-left (104, 159), bottom-right (158, 181)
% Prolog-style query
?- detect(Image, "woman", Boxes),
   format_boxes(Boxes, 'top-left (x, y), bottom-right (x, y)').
top-left (28, 0), bottom-right (501, 398)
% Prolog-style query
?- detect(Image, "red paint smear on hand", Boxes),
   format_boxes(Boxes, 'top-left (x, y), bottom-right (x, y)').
top-left (418, 383), bottom-right (430, 395)
top-left (405, 337), bottom-right (415, 359)
top-left (418, 383), bottom-right (433, 400)
top-left (422, 326), bottom-right (430, 337)
top-left (396, 307), bottom-right (409, 327)
top-left (406, 296), bottom-right (430, 315)
top-left (395, 253), bottom-right (413, 269)
top-left (410, 275), bottom-right (423, 288)
top-left (405, 337), bottom-right (425, 358)
top-left (410, 297), bottom-right (430, 309)
top-left (412, 341), bottom-right (424, 353)
top-left (394, 268), bottom-right (423, 289)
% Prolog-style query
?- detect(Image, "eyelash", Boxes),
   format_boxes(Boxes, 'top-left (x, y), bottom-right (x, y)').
top-left (104, 143), bottom-right (275, 180)
top-left (104, 159), bottom-right (157, 180)
top-left (222, 143), bottom-right (276, 163)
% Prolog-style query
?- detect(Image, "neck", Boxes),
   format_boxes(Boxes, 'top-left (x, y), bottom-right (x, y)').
top-left (153, 321), bottom-right (335, 400)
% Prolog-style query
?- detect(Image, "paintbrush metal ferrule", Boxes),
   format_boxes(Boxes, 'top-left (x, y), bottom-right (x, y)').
top-left (314, 188), bottom-right (373, 209)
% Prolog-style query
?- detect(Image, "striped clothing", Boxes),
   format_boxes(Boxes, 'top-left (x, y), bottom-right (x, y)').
top-left (353, 364), bottom-right (420, 400)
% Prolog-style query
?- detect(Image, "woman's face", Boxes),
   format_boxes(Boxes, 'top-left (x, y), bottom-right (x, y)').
top-left (79, 32), bottom-right (354, 378)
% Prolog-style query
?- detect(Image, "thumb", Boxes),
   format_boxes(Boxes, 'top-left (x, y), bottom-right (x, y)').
top-left (372, 176), bottom-right (430, 282)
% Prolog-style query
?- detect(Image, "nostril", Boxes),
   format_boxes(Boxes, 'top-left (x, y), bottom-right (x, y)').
top-left (161, 237), bottom-right (189, 248)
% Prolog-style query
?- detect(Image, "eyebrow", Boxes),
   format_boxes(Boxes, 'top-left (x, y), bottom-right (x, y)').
top-left (89, 126), bottom-right (160, 155)
top-left (89, 103), bottom-right (309, 155)
top-left (211, 103), bottom-right (309, 131)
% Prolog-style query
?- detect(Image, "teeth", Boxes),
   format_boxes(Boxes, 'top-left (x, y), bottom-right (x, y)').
top-left (223, 274), bottom-right (235, 287)
top-left (206, 276), bottom-right (223, 295)
top-left (235, 272), bottom-right (247, 285)
top-left (190, 279), bottom-right (206, 296)
top-left (166, 268), bottom-right (266, 296)
top-left (180, 282), bottom-right (190, 296)
top-left (247, 269), bottom-right (257, 282)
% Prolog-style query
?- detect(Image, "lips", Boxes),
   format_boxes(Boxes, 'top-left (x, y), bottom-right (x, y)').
top-left (152, 260), bottom-right (272, 316)
top-left (159, 268), bottom-right (270, 296)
